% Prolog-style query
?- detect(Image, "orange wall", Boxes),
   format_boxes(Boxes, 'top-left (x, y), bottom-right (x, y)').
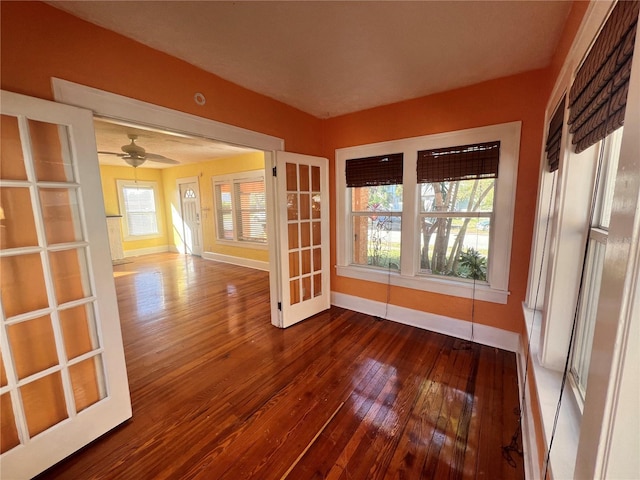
top-left (0, 1), bottom-right (323, 157)
top-left (323, 70), bottom-right (551, 333)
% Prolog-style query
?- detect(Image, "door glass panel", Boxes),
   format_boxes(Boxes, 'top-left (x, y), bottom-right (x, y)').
top-left (300, 222), bottom-right (310, 248)
top-left (287, 193), bottom-right (298, 220)
top-left (0, 114), bottom-right (27, 181)
top-left (49, 248), bottom-right (91, 305)
top-left (289, 252), bottom-right (299, 278)
top-left (69, 355), bottom-right (106, 413)
top-left (1, 394), bottom-right (20, 453)
top-left (59, 304), bottom-right (99, 360)
top-left (312, 221), bottom-right (321, 246)
top-left (311, 166), bottom-right (320, 192)
top-left (1, 254), bottom-right (49, 318)
top-left (288, 223), bottom-right (298, 249)
top-left (39, 188), bottom-right (83, 244)
top-left (311, 193), bottom-right (321, 219)
top-left (300, 193), bottom-right (310, 220)
top-left (0, 187), bottom-right (38, 249)
top-left (290, 279), bottom-right (300, 305)
top-left (7, 316), bottom-right (58, 380)
top-left (21, 372), bottom-right (68, 437)
top-left (313, 248), bottom-right (322, 272)
top-left (0, 354), bottom-right (7, 387)
top-left (299, 164), bottom-right (309, 191)
top-left (286, 163), bottom-right (297, 191)
top-left (301, 250), bottom-right (311, 275)
top-left (314, 274), bottom-right (322, 297)
top-left (302, 276), bottom-right (311, 301)
top-left (28, 119), bottom-right (74, 183)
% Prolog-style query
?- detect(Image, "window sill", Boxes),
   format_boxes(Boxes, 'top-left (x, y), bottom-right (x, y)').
top-left (522, 305), bottom-right (581, 480)
top-left (122, 234), bottom-right (162, 242)
top-left (215, 239), bottom-right (268, 250)
top-left (336, 265), bottom-right (509, 303)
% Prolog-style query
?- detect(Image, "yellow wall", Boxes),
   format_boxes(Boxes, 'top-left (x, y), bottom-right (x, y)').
top-left (160, 152), bottom-right (268, 262)
top-left (99, 153), bottom-right (267, 261)
top-left (99, 165), bottom-right (169, 253)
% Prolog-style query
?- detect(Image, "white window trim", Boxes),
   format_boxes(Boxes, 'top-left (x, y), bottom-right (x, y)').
top-left (336, 121), bottom-right (521, 304)
top-left (212, 169), bottom-right (268, 250)
top-left (116, 179), bottom-right (162, 241)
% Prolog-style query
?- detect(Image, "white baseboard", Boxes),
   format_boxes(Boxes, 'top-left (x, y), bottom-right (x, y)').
top-left (202, 251), bottom-right (269, 271)
top-left (123, 245), bottom-right (170, 257)
top-left (517, 343), bottom-right (541, 480)
top-left (330, 291), bottom-right (520, 352)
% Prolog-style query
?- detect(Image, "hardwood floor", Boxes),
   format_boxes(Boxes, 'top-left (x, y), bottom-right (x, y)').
top-left (38, 253), bottom-right (524, 479)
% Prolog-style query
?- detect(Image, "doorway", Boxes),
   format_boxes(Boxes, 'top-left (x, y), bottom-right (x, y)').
top-left (177, 177), bottom-right (203, 256)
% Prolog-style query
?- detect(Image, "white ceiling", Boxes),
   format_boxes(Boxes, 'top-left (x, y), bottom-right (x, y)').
top-left (51, 1), bottom-right (572, 119)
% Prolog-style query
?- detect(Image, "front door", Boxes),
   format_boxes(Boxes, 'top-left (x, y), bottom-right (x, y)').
top-left (0, 90), bottom-right (131, 479)
top-left (178, 178), bottom-right (202, 256)
top-left (273, 152), bottom-right (330, 328)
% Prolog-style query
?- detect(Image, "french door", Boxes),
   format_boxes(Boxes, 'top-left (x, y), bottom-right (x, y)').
top-left (273, 152), bottom-right (330, 328)
top-left (0, 90), bottom-right (131, 478)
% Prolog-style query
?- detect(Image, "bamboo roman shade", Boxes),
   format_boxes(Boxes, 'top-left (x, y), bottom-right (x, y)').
top-left (417, 141), bottom-right (500, 183)
top-left (546, 96), bottom-right (566, 172)
top-left (568, 0), bottom-right (639, 153)
top-left (345, 153), bottom-right (403, 187)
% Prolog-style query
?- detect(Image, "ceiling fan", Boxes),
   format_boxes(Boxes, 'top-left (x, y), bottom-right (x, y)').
top-left (98, 134), bottom-right (179, 167)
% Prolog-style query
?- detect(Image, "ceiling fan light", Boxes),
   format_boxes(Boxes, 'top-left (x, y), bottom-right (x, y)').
top-left (124, 157), bottom-right (146, 168)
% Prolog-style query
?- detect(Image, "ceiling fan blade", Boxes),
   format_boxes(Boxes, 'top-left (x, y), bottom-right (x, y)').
top-left (98, 151), bottom-right (126, 157)
top-left (145, 153), bottom-right (180, 164)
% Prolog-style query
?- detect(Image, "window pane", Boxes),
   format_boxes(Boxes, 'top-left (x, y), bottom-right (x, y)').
top-left (216, 184), bottom-right (232, 209)
top-left (419, 216), bottom-right (490, 280)
top-left (352, 185), bottom-right (403, 212)
top-left (235, 179), bottom-right (266, 243)
top-left (352, 215), bottom-right (401, 269)
top-left (420, 179), bottom-right (494, 213)
top-left (122, 186), bottom-right (158, 236)
top-left (571, 237), bottom-right (606, 401)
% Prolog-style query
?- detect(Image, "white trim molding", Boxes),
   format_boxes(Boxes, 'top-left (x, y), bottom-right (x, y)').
top-left (202, 251), bottom-right (269, 271)
top-left (331, 291), bottom-right (520, 353)
top-left (52, 78), bottom-right (284, 152)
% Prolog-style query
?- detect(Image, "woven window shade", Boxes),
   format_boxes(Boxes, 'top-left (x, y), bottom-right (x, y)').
top-left (417, 141), bottom-right (500, 183)
top-left (568, 0), bottom-right (639, 153)
top-left (546, 96), bottom-right (566, 172)
top-left (345, 153), bottom-right (403, 187)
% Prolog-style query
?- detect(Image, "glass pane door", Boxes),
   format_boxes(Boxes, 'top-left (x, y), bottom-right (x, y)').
top-left (0, 90), bottom-right (131, 479)
top-left (275, 152), bottom-right (329, 328)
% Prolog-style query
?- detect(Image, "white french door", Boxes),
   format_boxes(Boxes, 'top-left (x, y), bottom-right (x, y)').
top-left (0, 90), bottom-right (131, 479)
top-left (273, 152), bottom-right (330, 328)
top-left (178, 178), bottom-right (203, 256)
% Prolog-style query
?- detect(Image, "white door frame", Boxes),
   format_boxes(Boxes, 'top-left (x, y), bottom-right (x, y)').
top-left (52, 78), bottom-right (285, 326)
top-left (176, 176), bottom-right (203, 256)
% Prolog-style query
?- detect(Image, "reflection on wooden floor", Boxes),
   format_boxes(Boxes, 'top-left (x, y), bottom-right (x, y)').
top-left (39, 253), bottom-right (524, 479)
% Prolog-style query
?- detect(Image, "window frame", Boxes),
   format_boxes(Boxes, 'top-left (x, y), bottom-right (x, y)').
top-left (336, 121), bottom-right (521, 304)
top-left (116, 179), bottom-right (162, 241)
top-left (212, 169), bottom-right (268, 249)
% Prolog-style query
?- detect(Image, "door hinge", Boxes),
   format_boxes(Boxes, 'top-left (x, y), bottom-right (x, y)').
top-left (272, 166), bottom-right (277, 177)
top-left (277, 302), bottom-right (282, 311)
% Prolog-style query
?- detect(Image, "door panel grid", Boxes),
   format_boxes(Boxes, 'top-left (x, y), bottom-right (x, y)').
top-left (1, 91), bottom-right (131, 478)
top-left (276, 152), bottom-right (329, 328)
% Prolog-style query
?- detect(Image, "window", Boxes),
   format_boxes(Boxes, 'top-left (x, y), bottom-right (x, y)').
top-left (116, 180), bottom-right (161, 240)
top-left (417, 142), bottom-right (499, 282)
top-left (336, 122), bottom-right (521, 303)
top-left (347, 153), bottom-right (403, 269)
top-left (213, 170), bottom-right (266, 245)
top-left (570, 127), bottom-right (623, 404)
